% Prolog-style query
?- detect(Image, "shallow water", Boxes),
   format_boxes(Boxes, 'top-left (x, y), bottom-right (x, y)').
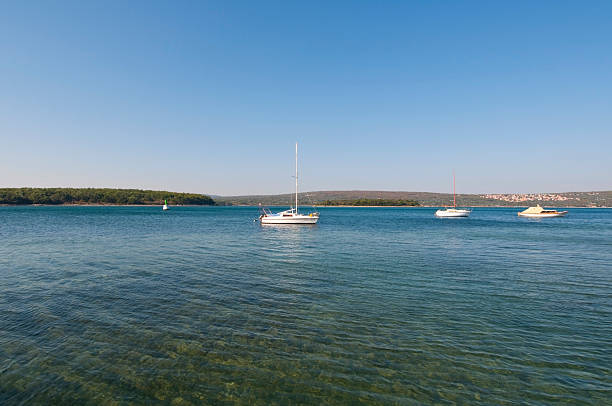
top-left (1, 206), bottom-right (611, 404)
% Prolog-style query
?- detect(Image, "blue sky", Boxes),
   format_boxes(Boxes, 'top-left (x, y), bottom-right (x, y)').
top-left (1, 1), bottom-right (610, 195)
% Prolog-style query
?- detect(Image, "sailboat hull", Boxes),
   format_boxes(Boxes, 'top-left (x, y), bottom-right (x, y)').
top-left (261, 214), bottom-right (319, 224)
top-left (435, 209), bottom-right (471, 217)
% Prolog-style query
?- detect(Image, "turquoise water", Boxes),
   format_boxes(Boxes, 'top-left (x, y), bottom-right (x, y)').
top-left (1, 206), bottom-right (610, 404)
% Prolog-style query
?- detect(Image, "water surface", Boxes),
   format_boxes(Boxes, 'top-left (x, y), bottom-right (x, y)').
top-left (1, 207), bottom-right (610, 404)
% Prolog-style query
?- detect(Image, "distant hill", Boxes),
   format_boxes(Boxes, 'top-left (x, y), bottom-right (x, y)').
top-left (319, 198), bottom-right (419, 207)
top-left (215, 190), bottom-right (612, 207)
top-left (0, 188), bottom-right (215, 205)
top-left (3, 188), bottom-right (608, 207)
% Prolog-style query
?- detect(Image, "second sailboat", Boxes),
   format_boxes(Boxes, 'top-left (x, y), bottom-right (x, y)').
top-left (435, 173), bottom-right (471, 217)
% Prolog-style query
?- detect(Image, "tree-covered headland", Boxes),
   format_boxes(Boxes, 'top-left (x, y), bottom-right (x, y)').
top-left (0, 188), bottom-right (215, 205)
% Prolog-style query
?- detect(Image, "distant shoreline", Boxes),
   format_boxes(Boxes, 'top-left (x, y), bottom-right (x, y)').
top-left (3, 188), bottom-right (610, 207)
top-left (261, 205), bottom-right (610, 208)
top-left (213, 190), bottom-right (612, 207)
top-left (1, 204), bottom-right (609, 209)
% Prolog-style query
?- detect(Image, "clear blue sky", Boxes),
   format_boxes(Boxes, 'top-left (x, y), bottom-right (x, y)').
top-left (1, 1), bottom-right (610, 195)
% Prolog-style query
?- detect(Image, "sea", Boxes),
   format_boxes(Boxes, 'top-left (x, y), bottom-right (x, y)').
top-left (1, 206), bottom-right (610, 404)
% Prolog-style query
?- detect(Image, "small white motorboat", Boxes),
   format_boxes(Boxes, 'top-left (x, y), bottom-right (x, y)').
top-left (162, 199), bottom-right (169, 211)
top-left (260, 143), bottom-right (319, 225)
top-left (518, 205), bottom-right (567, 218)
top-left (435, 172), bottom-right (471, 218)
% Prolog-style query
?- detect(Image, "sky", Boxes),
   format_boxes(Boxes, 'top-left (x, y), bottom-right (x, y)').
top-left (1, 1), bottom-right (611, 195)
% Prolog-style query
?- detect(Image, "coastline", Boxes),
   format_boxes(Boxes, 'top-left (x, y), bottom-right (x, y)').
top-left (1, 204), bottom-right (609, 208)
top-left (302, 205), bottom-right (609, 208)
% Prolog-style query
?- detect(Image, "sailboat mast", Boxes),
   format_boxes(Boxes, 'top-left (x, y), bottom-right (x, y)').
top-left (453, 172), bottom-right (456, 208)
top-left (295, 142), bottom-right (298, 212)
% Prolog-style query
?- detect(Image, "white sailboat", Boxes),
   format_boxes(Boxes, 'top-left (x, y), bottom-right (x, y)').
top-left (260, 143), bottom-right (320, 224)
top-left (435, 173), bottom-right (471, 217)
top-left (162, 199), bottom-right (169, 211)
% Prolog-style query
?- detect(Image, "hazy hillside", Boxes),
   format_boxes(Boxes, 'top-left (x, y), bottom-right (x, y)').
top-left (3, 188), bottom-right (609, 207)
top-left (216, 190), bottom-right (612, 207)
